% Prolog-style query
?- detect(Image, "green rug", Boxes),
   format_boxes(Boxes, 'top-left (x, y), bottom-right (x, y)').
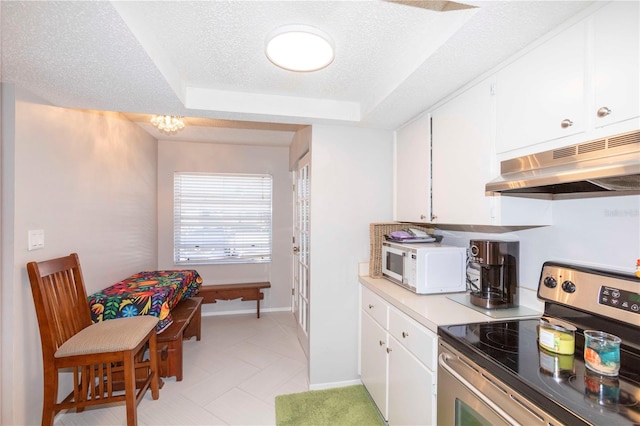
top-left (275, 385), bottom-right (385, 426)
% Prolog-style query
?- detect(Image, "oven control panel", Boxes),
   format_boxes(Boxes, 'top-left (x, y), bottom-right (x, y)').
top-left (599, 286), bottom-right (640, 313)
top-left (538, 262), bottom-right (639, 326)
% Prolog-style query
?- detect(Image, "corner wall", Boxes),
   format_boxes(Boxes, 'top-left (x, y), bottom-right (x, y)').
top-left (309, 124), bottom-right (393, 387)
top-left (1, 85), bottom-right (158, 425)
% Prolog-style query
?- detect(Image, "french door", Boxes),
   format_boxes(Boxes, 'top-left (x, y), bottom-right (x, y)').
top-left (293, 152), bottom-right (310, 358)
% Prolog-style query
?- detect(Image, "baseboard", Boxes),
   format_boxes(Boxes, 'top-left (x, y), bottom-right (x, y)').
top-left (309, 379), bottom-right (363, 391)
top-left (201, 306), bottom-right (292, 317)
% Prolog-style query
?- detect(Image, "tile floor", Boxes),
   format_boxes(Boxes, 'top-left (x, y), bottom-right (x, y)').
top-left (54, 311), bottom-right (309, 425)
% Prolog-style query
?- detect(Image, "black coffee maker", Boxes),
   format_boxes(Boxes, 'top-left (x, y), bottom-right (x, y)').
top-left (468, 240), bottom-right (519, 309)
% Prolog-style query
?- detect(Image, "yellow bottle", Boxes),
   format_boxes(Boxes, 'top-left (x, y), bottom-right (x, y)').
top-left (636, 259), bottom-right (640, 279)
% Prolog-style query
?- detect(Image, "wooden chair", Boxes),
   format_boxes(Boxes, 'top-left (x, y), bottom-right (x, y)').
top-left (27, 253), bottom-right (160, 426)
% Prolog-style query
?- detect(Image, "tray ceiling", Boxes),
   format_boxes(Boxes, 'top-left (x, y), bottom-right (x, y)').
top-left (1, 0), bottom-right (594, 142)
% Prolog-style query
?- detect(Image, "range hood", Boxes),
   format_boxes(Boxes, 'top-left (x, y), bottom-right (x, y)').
top-left (486, 130), bottom-right (640, 198)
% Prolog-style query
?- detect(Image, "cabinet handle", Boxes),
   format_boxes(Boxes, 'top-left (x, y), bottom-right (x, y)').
top-left (379, 340), bottom-right (385, 346)
top-left (402, 331), bottom-right (409, 338)
top-left (368, 304), bottom-right (374, 309)
top-left (597, 107), bottom-right (612, 117)
top-left (420, 214), bottom-right (426, 220)
top-left (560, 119), bottom-right (573, 128)
top-left (431, 214), bottom-right (438, 221)
top-left (386, 347), bottom-right (392, 354)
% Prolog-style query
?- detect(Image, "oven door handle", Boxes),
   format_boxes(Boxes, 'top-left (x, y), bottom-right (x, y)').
top-left (438, 352), bottom-right (521, 426)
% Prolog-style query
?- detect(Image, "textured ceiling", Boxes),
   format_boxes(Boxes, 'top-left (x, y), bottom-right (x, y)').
top-left (1, 0), bottom-right (595, 143)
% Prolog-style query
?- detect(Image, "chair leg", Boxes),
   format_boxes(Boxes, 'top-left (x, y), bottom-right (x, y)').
top-left (75, 365), bottom-right (87, 413)
top-left (124, 354), bottom-right (138, 426)
top-left (41, 365), bottom-right (58, 426)
top-left (149, 334), bottom-right (160, 400)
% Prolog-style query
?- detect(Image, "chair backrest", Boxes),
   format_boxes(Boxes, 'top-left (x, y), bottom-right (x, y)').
top-left (27, 253), bottom-right (93, 358)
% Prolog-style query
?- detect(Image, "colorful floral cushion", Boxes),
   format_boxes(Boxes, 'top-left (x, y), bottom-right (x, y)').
top-left (88, 270), bottom-right (202, 332)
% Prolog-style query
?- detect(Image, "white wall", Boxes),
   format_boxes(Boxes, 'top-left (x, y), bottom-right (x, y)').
top-left (309, 124), bottom-right (393, 387)
top-left (157, 140), bottom-right (293, 315)
top-left (438, 195), bottom-right (640, 309)
top-left (289, 125), bottom-right (311, 170)
top-left (1, 85), bottom-right (158, 426)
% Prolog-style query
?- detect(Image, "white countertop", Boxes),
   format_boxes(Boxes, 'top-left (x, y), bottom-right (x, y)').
top-left (359, 275), bottom-right (543, 334)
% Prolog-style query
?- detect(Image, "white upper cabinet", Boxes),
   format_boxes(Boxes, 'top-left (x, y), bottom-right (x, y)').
top-left (431, 78), bottom-right (551, 226)
top-left (431, 79), bottom-right (495, 225)
top-left (592, 1), bottom-right (640, 130)
top-left (394, 113), bottom-right (431, 223)
top-left (393, 2), bottom-right (637, 227)
top-left (495, 21), bottom-right (587, 154)
top-left (495, 2), bottom-right (640, 156)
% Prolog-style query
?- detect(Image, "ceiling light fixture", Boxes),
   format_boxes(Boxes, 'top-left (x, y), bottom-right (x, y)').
top-left (265, 24), bottom-right (335, 72)
top-left (150, 115), bottom-right (185, 134)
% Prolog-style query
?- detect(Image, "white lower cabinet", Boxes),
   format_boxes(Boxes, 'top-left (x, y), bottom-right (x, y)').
top-left (360, 286), bottom-right (438, 425)
top-left (388, 335), bottom-right (436, 425)
top-left (361, 308), bottom-right (389, 418)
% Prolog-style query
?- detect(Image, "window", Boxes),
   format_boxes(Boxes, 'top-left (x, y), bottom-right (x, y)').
top-left (174, 172), bottom-right (272, 265)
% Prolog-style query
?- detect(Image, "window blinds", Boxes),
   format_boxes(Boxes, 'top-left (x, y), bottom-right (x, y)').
top-left (174, 173), bottom-right (273, 264)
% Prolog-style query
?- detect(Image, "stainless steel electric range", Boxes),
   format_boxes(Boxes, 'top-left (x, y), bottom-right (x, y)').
top-left (437, 261), bottom-right (640, 425)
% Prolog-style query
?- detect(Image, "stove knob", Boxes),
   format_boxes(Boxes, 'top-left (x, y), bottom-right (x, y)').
top-left (543, 276), bottom-right (557, 288)
top-left (561, 280), bottom-right (576, 293)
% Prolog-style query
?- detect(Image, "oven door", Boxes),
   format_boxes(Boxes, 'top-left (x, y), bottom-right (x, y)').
top-left (438, 341), bottom-right (554, 426)
top-left (437, 352), bottom-right (511, 426)
top-left (381, 244), bottom-right (405, 284)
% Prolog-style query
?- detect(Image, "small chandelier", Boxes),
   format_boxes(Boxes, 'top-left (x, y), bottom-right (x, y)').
top-left (150, 115), bottom-right (185, 134)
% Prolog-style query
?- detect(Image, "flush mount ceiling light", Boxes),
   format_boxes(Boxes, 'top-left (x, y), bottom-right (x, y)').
top-left (150, 115), bottom-right (185, 134)
top-left (265, 24), bottom-right (335, 72)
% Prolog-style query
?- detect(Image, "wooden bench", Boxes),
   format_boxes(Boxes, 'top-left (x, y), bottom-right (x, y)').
top-left (156, 296), bottom-right (202, 381)
top-left (199, 282), bottom-right (271, 318)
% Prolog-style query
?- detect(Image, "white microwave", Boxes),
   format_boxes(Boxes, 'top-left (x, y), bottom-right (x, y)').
top-left (381, 242), bottom-right (467, 294)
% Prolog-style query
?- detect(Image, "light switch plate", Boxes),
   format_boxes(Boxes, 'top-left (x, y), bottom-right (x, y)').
top-left (28, 229), bottom-right (45, 251)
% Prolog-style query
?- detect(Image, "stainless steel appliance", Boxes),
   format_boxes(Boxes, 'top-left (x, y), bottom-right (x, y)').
top-left (438, 262), bottom-right (640, 425)
top-left (485, 130), bottom-right (640, 197)
top-left (467, 240), bottom-right (518, 309)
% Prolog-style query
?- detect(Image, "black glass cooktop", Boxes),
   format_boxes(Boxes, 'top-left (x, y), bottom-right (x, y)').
top-left (439, 319), bottom-right (640, 425)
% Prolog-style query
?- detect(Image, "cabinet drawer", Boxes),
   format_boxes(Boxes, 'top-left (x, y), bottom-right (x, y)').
top-left (361, 286), bottom-right (389, 328)
top-left (389, 306), bottom-right (437, 370)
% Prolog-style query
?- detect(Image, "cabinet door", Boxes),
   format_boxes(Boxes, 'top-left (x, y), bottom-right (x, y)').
top-left (395, 113), bottom-right (431, 222)
top-left (360, 311), bottom-right (388, 420)
top-left (592, 1), bottom-right (640, 129)
top-left (388, 336), bottom-right (436, 426)
top-left (495, 21), bottom-right (587, 154)
top-left (431, 79), bottom-right (494, 225)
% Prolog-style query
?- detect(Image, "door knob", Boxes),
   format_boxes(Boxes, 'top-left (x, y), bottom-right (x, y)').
top-left (293, 246), bottom-right (300, 254)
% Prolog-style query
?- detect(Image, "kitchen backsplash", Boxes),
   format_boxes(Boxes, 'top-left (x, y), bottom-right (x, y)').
top-left (437, 195), bottom-right (639, 294)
